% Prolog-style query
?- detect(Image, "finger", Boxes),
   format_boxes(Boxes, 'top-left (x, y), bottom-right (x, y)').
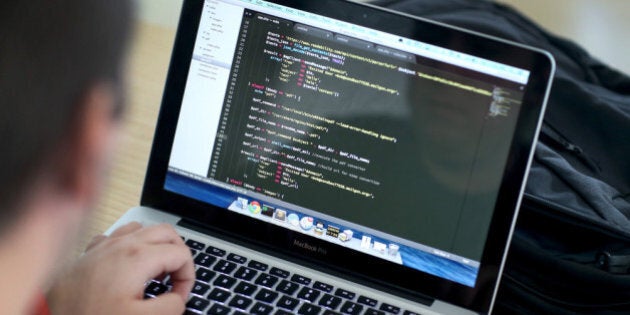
top-left (109, 221), bottom-right (143, 238)
top-left (129, 243), bottom-right (195, 302)
top-left (135, 293), bottom-right (186, 315)
top-left (130, 224), bottom-right (184, 246)
top-left (85, 234), bottom-right (107, 252)
top-left (167, 256), bottom-right (196, 301)
top-left (155, 244), bottom-right (195, 301)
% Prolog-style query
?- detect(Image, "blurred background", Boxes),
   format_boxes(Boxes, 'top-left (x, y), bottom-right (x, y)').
top-left (136, 0), bottom-right (630, 75)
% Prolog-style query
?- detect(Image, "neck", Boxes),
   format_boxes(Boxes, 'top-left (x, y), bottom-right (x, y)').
top-left (0, 193), bottom-right (81, 315)
top-left (0, 216), bottom-right (48, 314)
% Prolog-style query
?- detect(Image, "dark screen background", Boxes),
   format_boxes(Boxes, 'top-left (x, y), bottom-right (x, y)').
top-left (207, 10), bottom-right (524, 261)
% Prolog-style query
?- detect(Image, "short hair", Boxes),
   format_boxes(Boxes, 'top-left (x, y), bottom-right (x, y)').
top-left (0, 0), bottom-right (134, 232)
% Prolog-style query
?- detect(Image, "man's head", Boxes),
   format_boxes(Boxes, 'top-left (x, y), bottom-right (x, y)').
top-left (0, 0), bottom-right (133, 234)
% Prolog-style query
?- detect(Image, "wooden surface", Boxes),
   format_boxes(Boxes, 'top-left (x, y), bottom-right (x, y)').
top-left (73, 22), bottom-right (177, 257)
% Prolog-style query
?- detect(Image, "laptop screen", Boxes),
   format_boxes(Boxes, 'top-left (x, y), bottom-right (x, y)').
top-left (165, 0), bottom-right (531, 288)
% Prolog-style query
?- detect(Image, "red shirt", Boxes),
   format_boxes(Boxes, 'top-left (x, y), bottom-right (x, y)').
top-left (31, 292), bottom-right (51, 315)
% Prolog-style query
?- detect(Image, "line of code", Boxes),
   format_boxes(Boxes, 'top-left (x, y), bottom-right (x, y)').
top-left (206, 10), bottom-right (524, 260)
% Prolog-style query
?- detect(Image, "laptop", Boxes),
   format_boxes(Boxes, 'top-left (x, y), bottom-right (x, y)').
top-left (107, 0), bottom-right (555, 314)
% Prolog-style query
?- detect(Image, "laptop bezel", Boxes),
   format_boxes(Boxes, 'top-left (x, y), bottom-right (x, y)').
top-left (140, 0), bottom-right (554, 312)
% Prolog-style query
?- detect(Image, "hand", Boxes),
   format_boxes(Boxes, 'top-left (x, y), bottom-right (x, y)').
top-left (47, 222), bottom-right (195, 315)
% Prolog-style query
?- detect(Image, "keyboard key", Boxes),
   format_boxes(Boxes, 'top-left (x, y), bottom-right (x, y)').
top-left (298, 303), bottom-right (322, 315)
top-left (194, 253), bottom-right (217, 268)
top-left (208, 303), bottom-right (231, 315)
top-left (186, 239), bottom-right (206, 251)
top-left (208, 288), bottom-right (231, 303)
top-left (340, 301), bottom-right (363, 315)
top-left (270, 267), bottom-right (290, 278)
top-left (191, 281), bottom-right (210, 296)
top-left (297, 287), bottom-right (321, 303)
top-left (196, 267), bottom-right (216, 283)
top-left (358, 296), bottom-right (378, 307)
top-left (255, 288), bottom-right (279, 303)
top-left (291, 274), bottom-right (312, 285)
top-left (403, 311), bottom-right (421, 315)
top-left (227, 253), bottom-right (248, 264)
top-left (144, 281), bottom-right (168, 297)
top-left (334, 288), bottom-right (355, 300)
top-left (275, 310), bottom-right (293, 315)
top-left (248, 260), bottom-right (269, 271)
top-left (206, 245), bottom-right (227, 257)
top-left (234, 281), bottom-right (259, 296)
top-left (255, 273), bottom-right (279, 288)
top-left (277, 280), bottom-right (300, 295)
top-left (380, 303), bottom-right (401, 314)
top-left (365, 309), bottom-right (385, 315)
top-left (163, 275), bottom-right (173, 286)
top-left (213, 260), bottom-right (238, 274)
top-left (190, 248), bottom-right (198, 257)
top-left (234, 311), bottom-right (248, 315)
top-left (229, 295), bottom-right (253, 310)
top-left (213, 274), bottom-right (237, 289)
top-left (234, 266), bottom-right (258, 281)
top-left (313, 281), bottom-right (334, 293)
top-left (251, 302), bottom-right (274, 315)
top-left (186, 296), bottom-right (210, 312)
top-left (277, 295), bottom-right (300, 311)
top-left (323, 310), bottom-right (342, 315)
top-left (318, 294), bottom-right (342, 309)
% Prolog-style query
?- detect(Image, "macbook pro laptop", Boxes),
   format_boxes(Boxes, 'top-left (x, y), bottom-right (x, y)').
top-left (107, 0), bottom-right (555, 314)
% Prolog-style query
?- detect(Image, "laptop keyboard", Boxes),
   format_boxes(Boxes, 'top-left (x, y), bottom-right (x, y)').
top-left (144, 237), bottom-right (422, 315)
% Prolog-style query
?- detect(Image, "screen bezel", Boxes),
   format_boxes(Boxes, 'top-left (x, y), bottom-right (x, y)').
top-left (141, 0), bottom-right (554, 312)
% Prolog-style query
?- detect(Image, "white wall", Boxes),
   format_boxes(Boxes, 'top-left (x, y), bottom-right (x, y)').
top-left (136, 0), bottom-right (183, 28)
top-left (500, 0), bottom-right (630, 75)
top-left (137, 0), bottom-right (629, 74)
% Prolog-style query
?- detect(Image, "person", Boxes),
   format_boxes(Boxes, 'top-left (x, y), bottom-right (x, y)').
top-left (0, 1), bottom-right (195, 314)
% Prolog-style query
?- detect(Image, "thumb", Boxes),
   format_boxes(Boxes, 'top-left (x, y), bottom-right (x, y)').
top-left (137, 293), bottom-right (187, 315)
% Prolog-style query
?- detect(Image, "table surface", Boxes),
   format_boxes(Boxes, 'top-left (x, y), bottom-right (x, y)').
top-left (73, 22), bottom-right (177, 257)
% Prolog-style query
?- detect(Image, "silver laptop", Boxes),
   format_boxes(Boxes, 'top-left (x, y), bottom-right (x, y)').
top-left (107, 0), bottom-right (555, 314)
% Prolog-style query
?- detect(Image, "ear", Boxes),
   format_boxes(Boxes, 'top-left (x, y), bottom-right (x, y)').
top-left (55, 82), bottom-right (119, 211)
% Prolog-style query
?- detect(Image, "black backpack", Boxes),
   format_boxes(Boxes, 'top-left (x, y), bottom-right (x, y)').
top-left (371, 0), bottom-right (630, 313)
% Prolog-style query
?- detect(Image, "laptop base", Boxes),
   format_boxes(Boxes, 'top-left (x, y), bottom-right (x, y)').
top-left (108, 206), bottom-right (477, 315)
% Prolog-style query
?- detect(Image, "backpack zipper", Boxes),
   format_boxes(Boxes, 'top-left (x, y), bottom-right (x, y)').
top-left (539, 122), bottom-right (601, 173)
